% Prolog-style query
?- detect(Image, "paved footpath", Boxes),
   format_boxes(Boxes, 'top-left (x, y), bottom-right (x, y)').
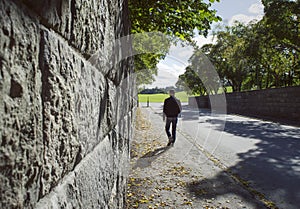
top-left (126, 106), bottom-right (275, 209)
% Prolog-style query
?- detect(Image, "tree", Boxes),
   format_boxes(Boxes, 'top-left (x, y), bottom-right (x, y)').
top-left (261, 0), bottom-right (300, 87)
top-left (262, 0), bottom-right (300, 52)
top-left (129, 0), bottom-right (221, 40)
top-left (244, 17), bottom-right (300, 89)
top-left (129, 0), bottom-right (221, 86)
top-left (179, 10), bottom-right (300, 94)
top-left (176, 66), bottom-right (207, 95)
top-left (200, 23), bottom-right (251, 92)
top-left (131, 32), bottom-right (170, 85)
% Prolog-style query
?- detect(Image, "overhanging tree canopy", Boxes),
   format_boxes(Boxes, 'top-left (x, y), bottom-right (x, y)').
top-left (129, 0), bottom-right (221, 41)
top-left (128, 0), bottom-right (221, 85)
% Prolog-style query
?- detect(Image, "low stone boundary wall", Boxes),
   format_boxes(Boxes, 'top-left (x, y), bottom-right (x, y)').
top-left (189, 86), bottom-right (300, 125)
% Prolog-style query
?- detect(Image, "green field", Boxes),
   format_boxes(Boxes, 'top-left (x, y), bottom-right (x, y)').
top-left (138, 91), bottom-right (189, 103)
top-left (138, 87), bottom-right (233, 103)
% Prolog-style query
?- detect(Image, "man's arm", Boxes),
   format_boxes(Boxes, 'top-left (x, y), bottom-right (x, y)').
top-left (179, 100), bottom-right (182, 113)
top-left (176, 99), bottom-right (182, 113)
top-left (163, 99), bottom-right (167, 114)
top-left (163, 99), bottom-right (167, 121)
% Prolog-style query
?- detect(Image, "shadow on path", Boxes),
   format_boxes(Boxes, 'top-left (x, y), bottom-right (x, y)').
top-left (133, 146), bottom-right (171, 169)
top-left (187, 172), bottom-right (267, 208)
top-left (187, 118), bottom-right (300, 208)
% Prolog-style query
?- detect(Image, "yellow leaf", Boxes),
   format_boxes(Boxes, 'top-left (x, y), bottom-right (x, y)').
top-left (183, 201), bottom-right (193, 205)
top-left (139, 198), bottom-right (149, 204)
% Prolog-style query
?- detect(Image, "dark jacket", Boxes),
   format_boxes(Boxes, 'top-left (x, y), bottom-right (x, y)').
top-left (163, 96), bottom-right (182, 117)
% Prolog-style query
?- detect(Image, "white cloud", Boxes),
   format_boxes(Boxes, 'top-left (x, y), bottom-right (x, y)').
top-left (166, 35), bottom-right (216, 64)
top-left (145, 42), bottom-right (193, 88)
top-left (157, 62), bottom-right (185, 76)
top-left (248, 3), bottom-right (264, 14)
top-left (145, 67), bottom-right (180, 88)
top-left (146, 56), bottom-right (187, 88)
top-left (229, 14), bottom-right (259, 25)
top-left (168, 44), bottom-right (194, 63)
top-left (229, 2), bottom-right (264, 26)
top-left (194, 35), bottom-right (216, 48)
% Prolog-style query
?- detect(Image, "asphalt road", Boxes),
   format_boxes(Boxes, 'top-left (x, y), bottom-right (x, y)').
top-left (142, 102), bottom-right (300, 209)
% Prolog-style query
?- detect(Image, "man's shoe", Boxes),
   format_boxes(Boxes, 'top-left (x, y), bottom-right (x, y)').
top-left (167, 136), bottom-right (173, 146)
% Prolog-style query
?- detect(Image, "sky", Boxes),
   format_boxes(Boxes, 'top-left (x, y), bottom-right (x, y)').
top-left (144, 0), bottom-right (264, 88)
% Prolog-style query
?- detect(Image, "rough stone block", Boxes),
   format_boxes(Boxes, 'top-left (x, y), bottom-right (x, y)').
top-left (0, 1), bottom-right (44, 208)
top-left (75, 58), bottom-right (108, 155)
top-left (1, 0), bottom-right (134, 208)
top-left (21, 0), bottom-right (131, 84)
top-left (38, 28), bottom-right (82, 198)
top-left (35, 132), bottom-right (129, 209)
top-left (21, 0), bottom-right (123, 56)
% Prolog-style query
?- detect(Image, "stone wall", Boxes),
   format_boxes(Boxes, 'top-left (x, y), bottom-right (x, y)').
top-left (0, 0), bottom-right (136, 208)
top-left (189, 86), bottom-right (300, 125)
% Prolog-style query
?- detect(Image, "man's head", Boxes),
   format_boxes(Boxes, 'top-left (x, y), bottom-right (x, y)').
top-left (169, 89), bottom-right (175, 97)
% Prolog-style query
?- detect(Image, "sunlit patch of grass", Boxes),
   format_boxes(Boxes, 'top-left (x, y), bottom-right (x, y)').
top-left (138, 87), bottom-right (233, 103)
top-left (138, 91), bottom-right (190, 103)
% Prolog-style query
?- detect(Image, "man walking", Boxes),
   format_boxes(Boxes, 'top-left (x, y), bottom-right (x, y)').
top-left (163, 89), bottom-right (182, 146)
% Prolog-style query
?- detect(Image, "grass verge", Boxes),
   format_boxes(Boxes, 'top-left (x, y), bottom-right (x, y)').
top-left (138, 91), bottom-right (189, 103)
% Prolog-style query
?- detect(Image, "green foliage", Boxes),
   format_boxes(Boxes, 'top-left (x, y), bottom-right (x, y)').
top-left (132, 32), bottom-right (170, 85)
top-left (129, 0), bottom-right (221, 40)
top-left (129, 0), bottom-right (221, 86)
top-left (178, 1), bottom-right (300, 94)
top-left (262, 0), bottom-right (300, 52)
top-left (176, 66), bottom-right (207, 95)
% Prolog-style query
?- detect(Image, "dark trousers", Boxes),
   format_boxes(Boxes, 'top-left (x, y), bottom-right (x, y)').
top-left (165, 117), bottom-right (178, 142)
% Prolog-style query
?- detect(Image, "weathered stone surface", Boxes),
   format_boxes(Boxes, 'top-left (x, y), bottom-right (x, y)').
top-left (38, 28), bottom-right (82, 198)
top-left (0, 1), bottom-right (43, 208)
top-left (21, 0), bottom-right (126, 59)
top-left (36, 27), bottom-right (134, 207)
top-left (75, 59), bottom-right (108, 155)
top-left (35, 130), bottom-right (130, 209)
top-left (1, 0), bottom-right (134, 208)
top-left (19, 0), bottom-right (132, 87)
